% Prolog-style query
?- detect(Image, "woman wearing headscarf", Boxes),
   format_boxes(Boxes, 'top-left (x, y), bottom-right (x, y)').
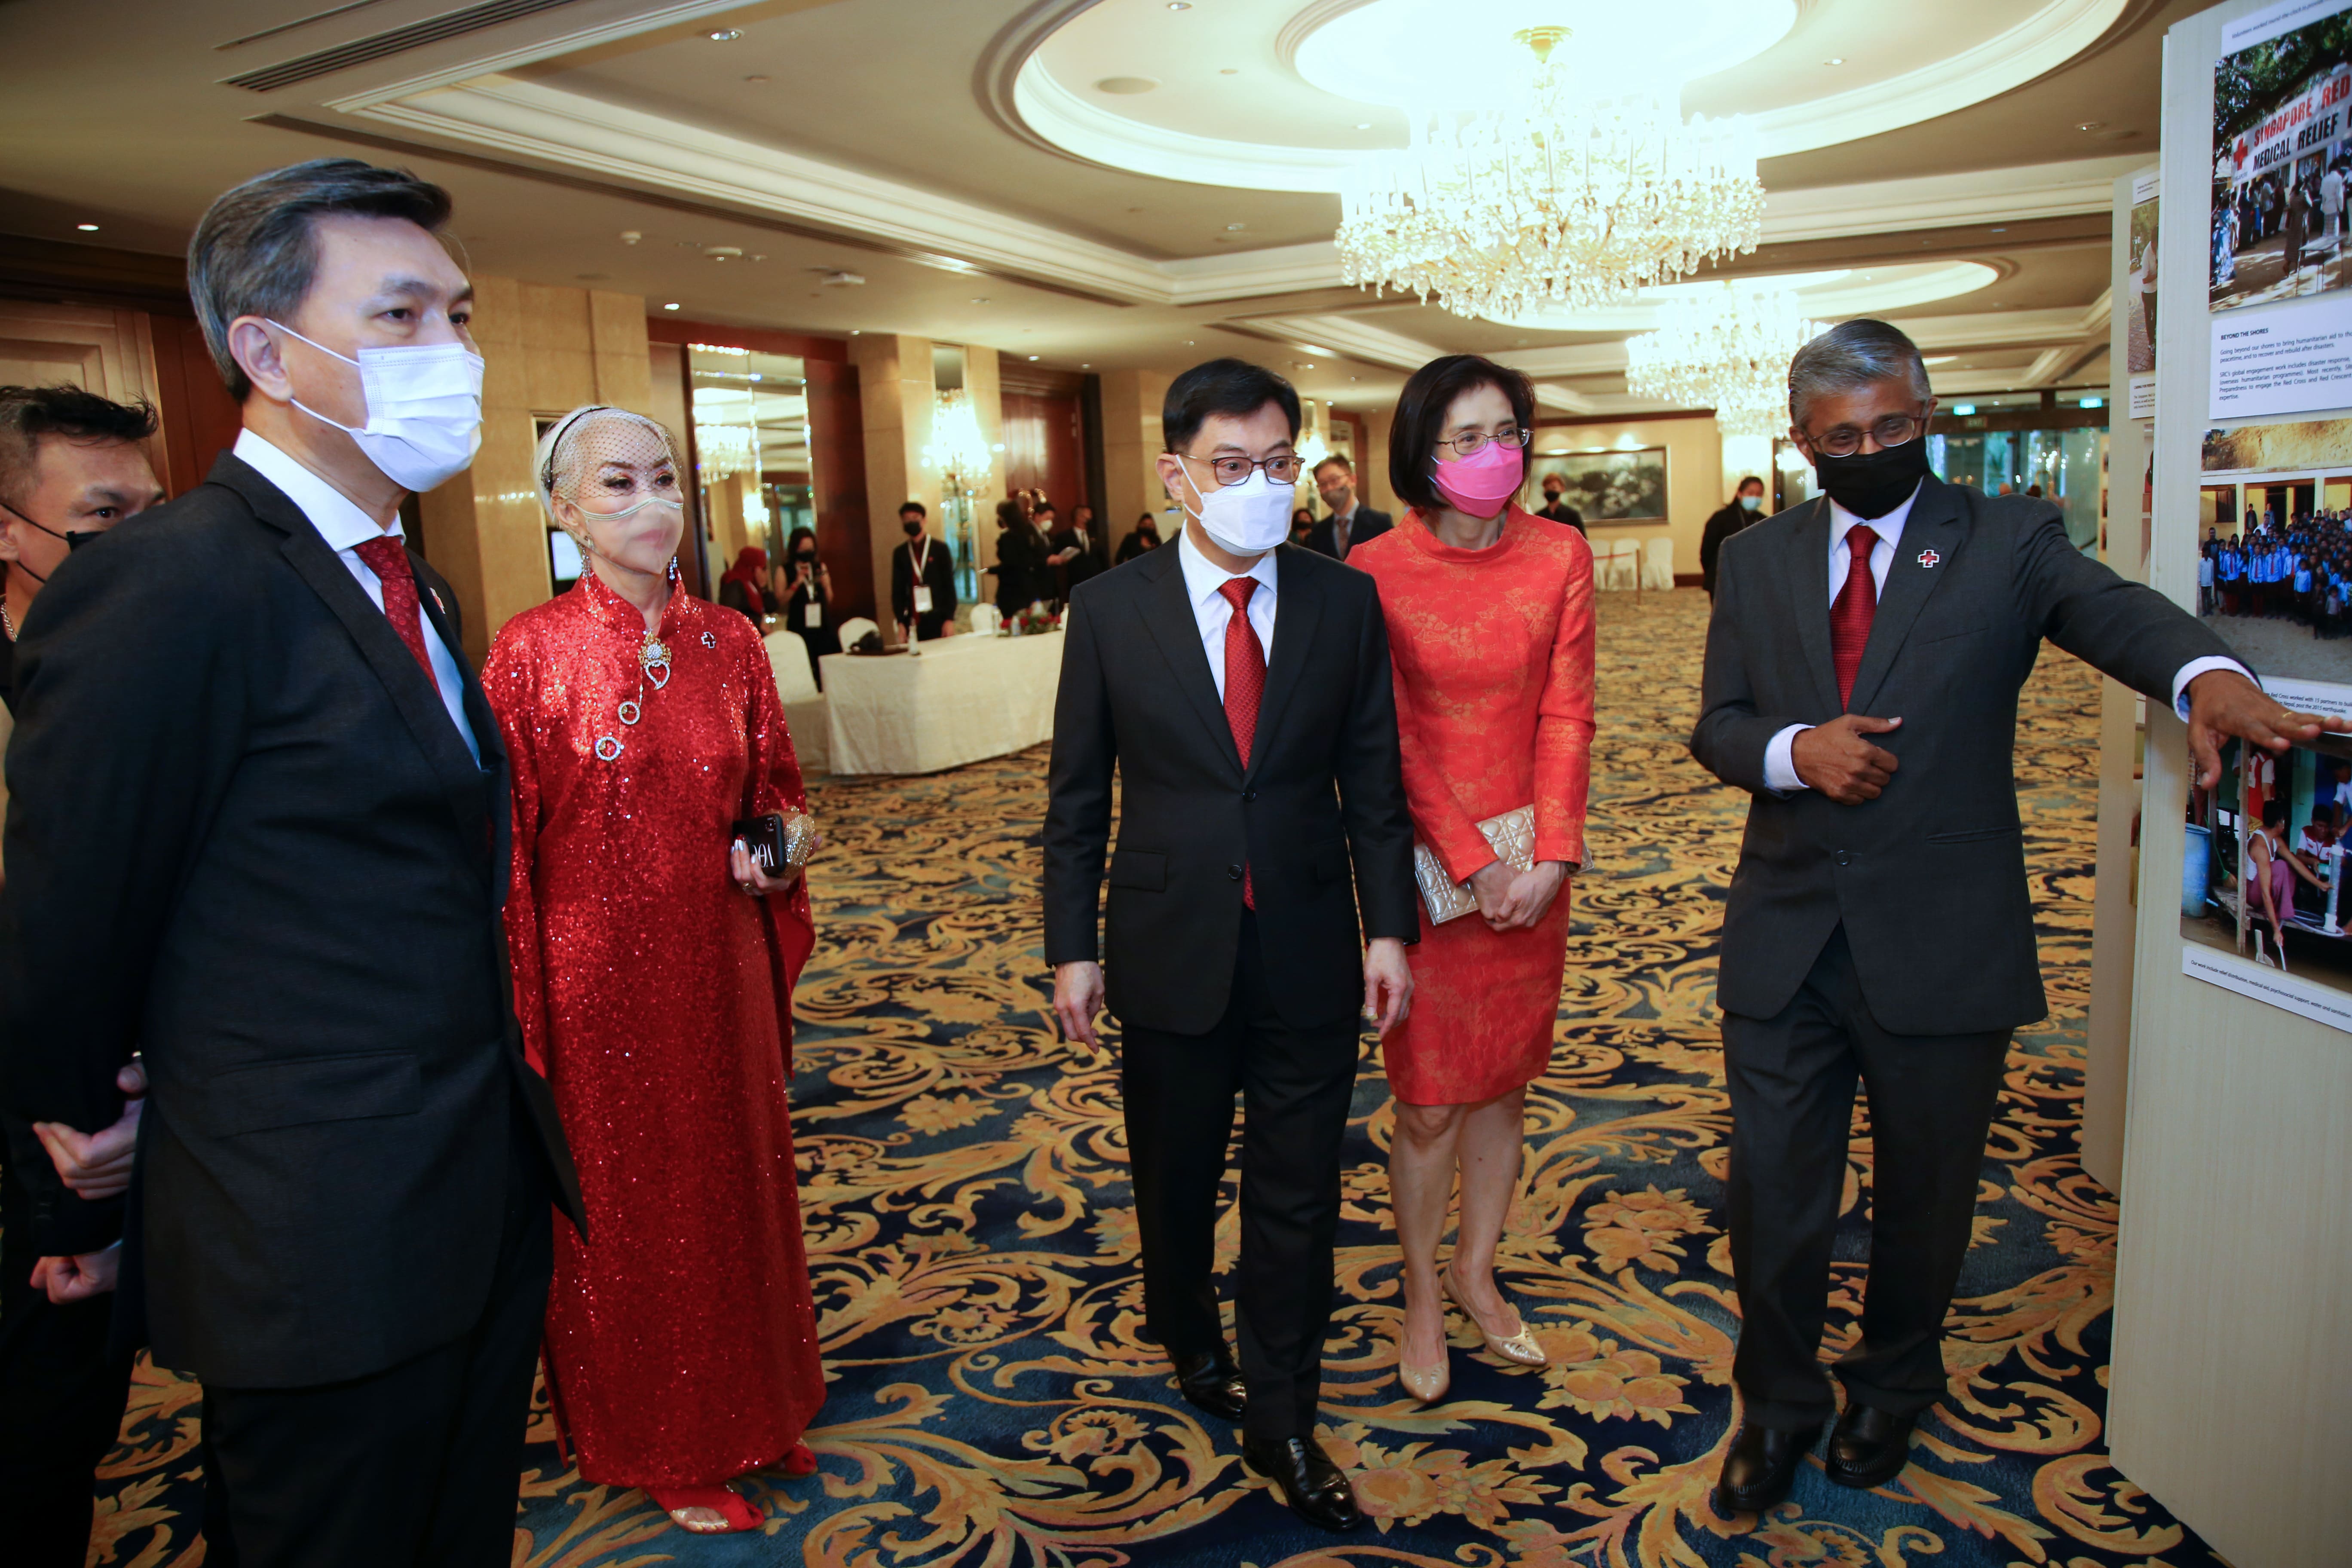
top-left (481, 405), bottom-right (826, 1534)
top-left (1348, 355), bottom-right (1595, 1406)
top-left (717, 544), bottom-right (772, 624)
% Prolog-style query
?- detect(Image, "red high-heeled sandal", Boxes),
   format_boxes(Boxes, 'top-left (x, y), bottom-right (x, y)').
top-left (646, 1482), bottom-right (763, 1534)
top-left (781, 1442), bottom-right (817, 1476)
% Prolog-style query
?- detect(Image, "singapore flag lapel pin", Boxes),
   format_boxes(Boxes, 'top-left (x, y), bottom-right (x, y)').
top-left (1917, 547), bottom-right (1941, 569)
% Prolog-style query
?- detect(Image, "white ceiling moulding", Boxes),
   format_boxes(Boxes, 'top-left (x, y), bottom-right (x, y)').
top-left (1747, 0), bottom-right (2132, 158)
top-left (343, 74), bottom-right (1174, 305)
top-left (1761, 156), bottom-right (2148, 244)
top-left (1002, 0), bottom-right (2132, 192)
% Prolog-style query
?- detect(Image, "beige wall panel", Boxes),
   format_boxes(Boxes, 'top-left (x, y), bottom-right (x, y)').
top-left (519, 283), bottom-right (591, 352)
top-left (470, 276), bottom-right (524, 352)
top-left (0, 301), bottom-right (168, 479)
top-left (1363, 408), bottom-right (1398, 519)
top-left (526, 349), bottom-right (597, 419)
top-left (2108, 9), bottom-right (2352, 1563)
top-left (1099, 368), bottom-right (1171, 555)
top-left (849, 333), bottom-right (935, 640)
top-left (963, 343), bottom-right (1006, 568)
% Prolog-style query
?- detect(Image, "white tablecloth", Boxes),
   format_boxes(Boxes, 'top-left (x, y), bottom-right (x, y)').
top-left (820, 631), bottom-right (1064, 775)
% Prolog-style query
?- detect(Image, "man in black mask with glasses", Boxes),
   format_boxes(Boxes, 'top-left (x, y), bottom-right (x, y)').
top-left (1690, 319), bottom-right (2342, 1518)
top-left (0, 382), bottom-right (167, 1567)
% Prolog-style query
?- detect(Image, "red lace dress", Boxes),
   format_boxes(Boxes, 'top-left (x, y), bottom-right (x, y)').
top-left (482, 571), bottom-right (824, 1488)
top-left (1350, 506), bottom-right (1596, 1106)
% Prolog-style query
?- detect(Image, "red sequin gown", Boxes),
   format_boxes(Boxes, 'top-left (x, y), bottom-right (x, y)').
top-left (482, 570), bottom-right (824, 1489)
top-left (1350, 506), bottom-right (1596, 1106)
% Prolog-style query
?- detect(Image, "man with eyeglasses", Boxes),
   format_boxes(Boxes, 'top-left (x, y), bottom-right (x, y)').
top-left (1044, 358), bottom-right (1417, 1534)
top-left (1690, 318), bottom-right (2339, 1518)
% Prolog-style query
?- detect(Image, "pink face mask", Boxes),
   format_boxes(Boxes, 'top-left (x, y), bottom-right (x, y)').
top-left (1433, 439), bottom-right (1525, 518)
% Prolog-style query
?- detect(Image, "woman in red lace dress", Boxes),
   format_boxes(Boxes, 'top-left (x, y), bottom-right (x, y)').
top-left (1350, 356), bottom-right (1595, 1405)
top-left (483, 406), bottom-right (825, 1534)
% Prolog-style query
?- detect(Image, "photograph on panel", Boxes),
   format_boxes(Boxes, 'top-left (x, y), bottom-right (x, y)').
top-left (2183, 733), bottom-right (2352, 994)
top-left (2212, 5), bottom-right (2352, 312)
top-left (2196, 419), bottom-right (2352, 685)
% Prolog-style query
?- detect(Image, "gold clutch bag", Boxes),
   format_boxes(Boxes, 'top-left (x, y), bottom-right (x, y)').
top-left (1413, 804), bottom-right (1537, 925)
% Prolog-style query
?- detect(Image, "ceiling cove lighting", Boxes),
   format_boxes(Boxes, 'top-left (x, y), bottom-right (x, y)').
top-left (1336, 28), bottom-right (1764, 319)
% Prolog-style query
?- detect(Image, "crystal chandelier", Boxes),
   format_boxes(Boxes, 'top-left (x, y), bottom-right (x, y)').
top-left (919, 390), bottom-right (995, 482)
top-left (692, 420), bottom-right (756, 481)
top-left (1626, 283), bottom-right (1822, 437)
top-left (1336, 28), bottom-right (1764, 319)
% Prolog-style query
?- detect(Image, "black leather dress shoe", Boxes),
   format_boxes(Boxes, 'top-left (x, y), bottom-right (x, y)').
top-left (1712, 1421), bottom-right (1822, 1516)
top-left (1825, 1403), bottom-right (1916, 1489)
top-left (1242, 1434), bottom-right (1364, 1533)
top-left (1170, 1349), bottom-right (1246, 1422)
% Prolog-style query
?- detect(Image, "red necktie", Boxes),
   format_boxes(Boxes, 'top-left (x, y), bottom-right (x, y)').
top-left (352, 535), bottom-right (442, 695)
top-left (1830, 523), bottom-right (1877, 711)
top-left (1219, 577), bottom-right (1265, 910)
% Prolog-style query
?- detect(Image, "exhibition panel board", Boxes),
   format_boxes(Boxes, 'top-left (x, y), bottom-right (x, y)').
top-left (2117, 3), bottom-right (2352, 1562)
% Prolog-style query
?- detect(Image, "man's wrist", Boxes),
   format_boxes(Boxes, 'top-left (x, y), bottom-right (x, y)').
top-left (1764, 723), bottom-right (1813, 794)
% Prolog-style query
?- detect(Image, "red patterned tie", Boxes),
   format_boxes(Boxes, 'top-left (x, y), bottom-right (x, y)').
top-left (1830, 523), bottom-right (1877, 711)
top-left (352, 535), bottom-right (442, 695)
top-left (1219, 576), bottom-right (1265, 910)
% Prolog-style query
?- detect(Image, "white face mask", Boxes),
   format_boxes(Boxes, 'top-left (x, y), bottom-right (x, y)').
top-left (1173, 462), bottom-right (1292, 557)
top-left (270, 322), bottom-right (484, 493)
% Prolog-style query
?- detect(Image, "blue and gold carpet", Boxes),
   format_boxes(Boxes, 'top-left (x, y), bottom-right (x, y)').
top-left (89, 588), bottom-right (2217, 1566)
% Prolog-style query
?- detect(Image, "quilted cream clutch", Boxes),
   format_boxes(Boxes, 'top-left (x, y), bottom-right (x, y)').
top-left (1413, 804), bottom-right (1537, 925)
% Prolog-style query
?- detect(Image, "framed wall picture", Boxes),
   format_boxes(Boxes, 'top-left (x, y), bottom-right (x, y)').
top-left (1532, 447), bottom-right (1669, 523)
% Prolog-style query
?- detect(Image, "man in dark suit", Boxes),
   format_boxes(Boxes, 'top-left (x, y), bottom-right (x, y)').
top-left (0, 159), bottom-right (581, 1568)
top-left (1045, 359), bottom-right (1417, 1533)
top-left (1700, 474), bottom-right (1767, 597)
top-left (1048, 501), bottom-right (1102, 602)
top-left (1690, 319), bottom-right (2334, 1516)
top-left (890, 499), bottom-right (956, 641)
top-left (1534, 472), bottom-right (1586, 534)
top-left (0, 384), bottom-right (168, 1568)
top-left (1306, 453), bottom-right (1392, 561)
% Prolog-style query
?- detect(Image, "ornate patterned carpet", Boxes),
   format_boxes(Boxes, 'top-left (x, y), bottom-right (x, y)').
top-left (88, 588), bottom-right (2219, 1567)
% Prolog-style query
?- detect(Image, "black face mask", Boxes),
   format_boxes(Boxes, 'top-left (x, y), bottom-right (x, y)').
top-left (902, 520), bottom-right (924, 537)
top-left (1810, 437), bottom-right (1931, 521)
top-left (0, 497), bottom-right (99, 583)
top-left (794, 551), bottom-right (817, 565)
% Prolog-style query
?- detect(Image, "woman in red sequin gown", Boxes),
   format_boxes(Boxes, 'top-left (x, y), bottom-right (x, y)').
top-left (482, 407), bottom-right (824, 1534)
top-left (1349, 358), bottom-right (1595, 1404)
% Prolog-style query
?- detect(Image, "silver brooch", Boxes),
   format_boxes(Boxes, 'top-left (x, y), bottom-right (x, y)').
top-left (701, 630), bottom-right (717, 649)
top-left (594, 735), bottom-right (622, 761)
top-left (618, 700), bottom-right (641, 726)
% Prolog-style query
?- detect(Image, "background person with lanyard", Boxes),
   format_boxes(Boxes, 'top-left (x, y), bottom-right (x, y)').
top-left (779, 524), bottom-right (840, 677)
top-left (891, 500), bottom-right (956, 643)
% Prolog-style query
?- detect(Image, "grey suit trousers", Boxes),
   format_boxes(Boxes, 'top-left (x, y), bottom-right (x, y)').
top-left (1723, 925), bottom-right (2009, 1429)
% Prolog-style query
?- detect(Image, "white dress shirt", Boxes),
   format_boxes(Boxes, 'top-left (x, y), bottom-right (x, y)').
top-left (1763, 482), bottom-right (2248, 793)
top-left (1176, 526), bottom-right (1278, 701)
top-left (234, 431), bottom-right (481, 765)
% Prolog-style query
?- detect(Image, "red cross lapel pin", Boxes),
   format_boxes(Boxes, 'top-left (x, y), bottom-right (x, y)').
top-left (1917, 547), bottom-right (1941, 569)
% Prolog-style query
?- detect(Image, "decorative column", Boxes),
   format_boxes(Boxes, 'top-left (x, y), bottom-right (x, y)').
top-left (1098, 368), bottom-right (1173, 554)
top-left (848, 334), bottom-right (939, 640)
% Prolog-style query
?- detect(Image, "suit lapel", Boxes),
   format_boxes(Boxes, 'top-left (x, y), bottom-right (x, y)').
top-left (1787, 497), bottom-right (1840, 714)
top-left (214, 459), bottom-right (496, 828)
top-left (1247, 546), bottom-right (1322, 783)
top-left (1846, 479), bottom-right (1967, 715)
top-left (1136, 545), bottom-right (1244, 777)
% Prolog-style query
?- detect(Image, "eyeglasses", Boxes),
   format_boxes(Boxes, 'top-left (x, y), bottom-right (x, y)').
top-left (1807, 413), bottom-right (1926, 458)
top-left (1435, 427), bottom-right (1531, 457)
top-left (1177, 451), bottom-right (1304, 486)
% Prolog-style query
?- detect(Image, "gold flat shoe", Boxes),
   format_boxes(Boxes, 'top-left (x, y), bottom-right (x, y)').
top-left (1398, 1350), bottom-right (1451, 1404)
top-left (1444, 1270), bottom-right (1547, 1367)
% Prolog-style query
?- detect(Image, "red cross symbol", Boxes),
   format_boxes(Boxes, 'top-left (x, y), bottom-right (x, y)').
top-left (1917, 548), bottom-right (1941, 569)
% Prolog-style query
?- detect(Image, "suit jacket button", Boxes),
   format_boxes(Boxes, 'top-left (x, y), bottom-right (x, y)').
top-left (1227, 864), bottom-right (1243, 880)
top-left (1834, 850), bottom-right (1851, 866)
top-left (1243, 790), bottom-right (1257, 802)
